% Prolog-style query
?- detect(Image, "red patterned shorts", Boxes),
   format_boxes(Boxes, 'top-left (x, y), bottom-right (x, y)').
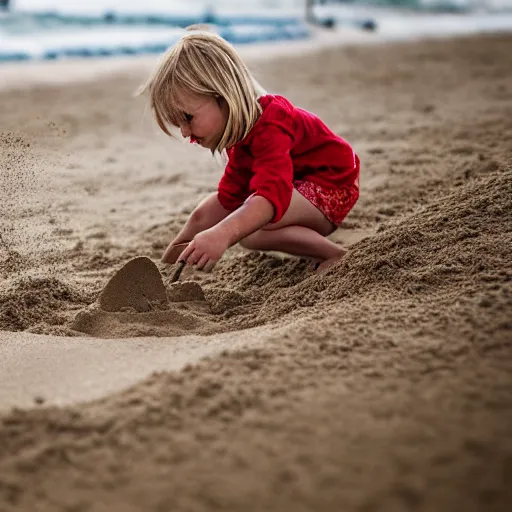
top-left (294, 179), bottom-right (359, 227)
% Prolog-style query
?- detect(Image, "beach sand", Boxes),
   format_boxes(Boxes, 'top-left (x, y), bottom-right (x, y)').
top-left (0, 33), bottom-right (511, 511)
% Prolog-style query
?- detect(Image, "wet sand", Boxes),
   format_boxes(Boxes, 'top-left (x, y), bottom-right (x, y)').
top-left (1, 33), bottom-right (511, 511)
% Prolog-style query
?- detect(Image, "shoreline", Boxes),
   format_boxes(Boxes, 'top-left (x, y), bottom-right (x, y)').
top-left (2, 19), bottom-right (512, 92)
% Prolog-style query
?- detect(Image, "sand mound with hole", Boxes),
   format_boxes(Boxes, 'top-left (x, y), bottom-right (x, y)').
top-left (0, 34), bottom-right (511, 512)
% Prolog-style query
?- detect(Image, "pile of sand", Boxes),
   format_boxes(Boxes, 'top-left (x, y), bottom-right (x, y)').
top-left (0, 34), bottom-right (511, 511)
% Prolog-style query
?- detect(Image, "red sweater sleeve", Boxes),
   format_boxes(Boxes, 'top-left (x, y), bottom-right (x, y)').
top-left (217, 148), bottom-right (248, 212)
top-left (249, 124), bottom-right (294, 223)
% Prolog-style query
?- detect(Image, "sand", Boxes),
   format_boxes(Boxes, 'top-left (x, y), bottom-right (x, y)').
top-left (1, 32), bottom-right (511, 511)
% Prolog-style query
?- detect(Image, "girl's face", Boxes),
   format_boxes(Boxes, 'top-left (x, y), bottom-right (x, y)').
top-left (176, 92), bottom-right (229, 151)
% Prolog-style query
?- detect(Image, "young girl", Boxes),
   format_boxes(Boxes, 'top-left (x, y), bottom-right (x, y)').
top-left (138, 30), bottom-right (360, 273)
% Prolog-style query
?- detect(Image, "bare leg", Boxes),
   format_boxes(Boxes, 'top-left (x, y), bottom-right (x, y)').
top-left (239, 189), bottom-right (347, 270)
top-left (240, 225), bottom-right (346, 262)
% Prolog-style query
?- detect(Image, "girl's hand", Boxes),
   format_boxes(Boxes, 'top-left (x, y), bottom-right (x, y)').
top-left (178, 227), bottom-right (230, 272)
top-left (162, 241), bottom-right (190, 264)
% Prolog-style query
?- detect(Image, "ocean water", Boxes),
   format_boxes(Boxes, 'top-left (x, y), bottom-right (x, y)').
top-left (0, 1), bottom-right (312, 60)
top-left (8, 0), bottom-right (304, 16)
top-left (9, 0), bottom-right (512, 15)
top-left (1, 0), bottom-right (512, 62)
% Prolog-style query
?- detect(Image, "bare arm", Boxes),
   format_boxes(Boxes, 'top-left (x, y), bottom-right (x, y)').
top-left (176, 195), bottom-right (274, 270)
top-left (216, 195), bottom-right (274, 246)
top-left (162, 193), bottom-right (230, 264)
top-left (173, 193), bottom-right (231, 244)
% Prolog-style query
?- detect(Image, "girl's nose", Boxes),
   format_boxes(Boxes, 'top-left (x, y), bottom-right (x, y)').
top-left (180, 124), bottom-right (191, 138)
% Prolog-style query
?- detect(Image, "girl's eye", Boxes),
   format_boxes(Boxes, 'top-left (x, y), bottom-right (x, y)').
top-left (184, 113), bottom-right (194, 122)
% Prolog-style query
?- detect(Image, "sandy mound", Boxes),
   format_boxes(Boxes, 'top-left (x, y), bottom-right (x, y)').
top-left (70, 256), bottom-right (256, 338)
top-left (0, 34), bottom-right (511, 511)
top-left (98, 256), bottom-right (168, 312)
top-left (0, 276), bottom-right (88, 333)
top-left (69, 254), bottom-right (310, 338)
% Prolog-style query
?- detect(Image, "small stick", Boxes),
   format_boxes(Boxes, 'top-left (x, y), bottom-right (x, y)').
top-left (165, 242), bottom-right (190, 283)
top-left (171, 260), bottom-right (186, 283)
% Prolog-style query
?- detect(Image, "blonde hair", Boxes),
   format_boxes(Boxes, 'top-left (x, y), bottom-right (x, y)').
top-left (138, 29), bottom-right (264, 153)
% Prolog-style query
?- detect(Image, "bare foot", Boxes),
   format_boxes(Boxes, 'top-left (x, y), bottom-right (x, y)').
top-left (316, 248), bottom-right (348, 273)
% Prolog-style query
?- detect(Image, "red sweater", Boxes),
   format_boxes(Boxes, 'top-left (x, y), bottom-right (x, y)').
top-left (218, 94), bottom-right (360, 223)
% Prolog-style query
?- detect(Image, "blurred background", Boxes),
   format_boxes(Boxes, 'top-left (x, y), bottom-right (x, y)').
top-left (1, 0), bottom-right (512, 62)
